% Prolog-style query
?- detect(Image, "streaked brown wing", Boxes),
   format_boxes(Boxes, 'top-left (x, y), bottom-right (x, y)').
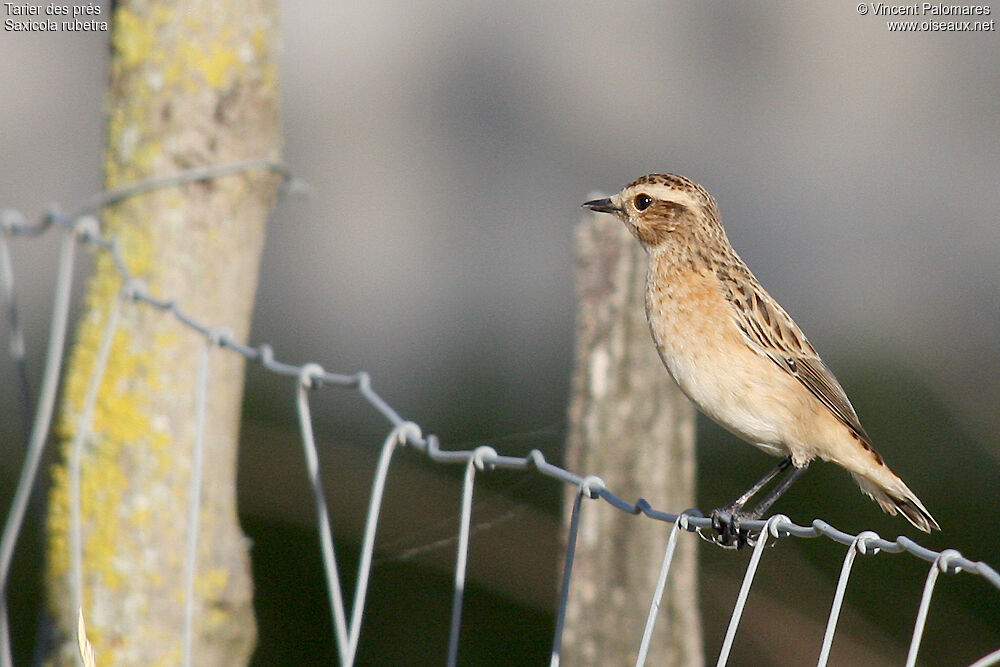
top-left (718, 268), bottom-right (871, 443)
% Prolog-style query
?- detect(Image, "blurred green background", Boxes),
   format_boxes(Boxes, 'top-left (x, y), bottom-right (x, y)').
top-left (2, 2), bottom-right (998, 664)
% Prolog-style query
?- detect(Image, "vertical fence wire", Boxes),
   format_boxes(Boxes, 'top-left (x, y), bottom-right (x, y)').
top-left (181, 337), bottom-right (214, 667)
top-left (0, 224), bottom-right (80, 667)
top-left (905, 549), bottom-right (959, 667)
top-left (635, 512), bottom-right (692, 667)
top-left (67, 289), bottom-right (122, 666)
top-left (0, 230), bottom-right (33, 435)
top-left (549, 490), bottom-right (581, 667)
top-left (446, 445), bottom-right (497, 667)
top-left (549, 476), bottom-right (604, 667)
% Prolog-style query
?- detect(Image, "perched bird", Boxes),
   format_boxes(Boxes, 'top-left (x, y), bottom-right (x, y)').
top-left (583, 173), bottom-right (938, 544)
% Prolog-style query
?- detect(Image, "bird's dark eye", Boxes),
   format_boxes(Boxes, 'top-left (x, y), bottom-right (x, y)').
top-left (634, 194), bottom-right (653, 211)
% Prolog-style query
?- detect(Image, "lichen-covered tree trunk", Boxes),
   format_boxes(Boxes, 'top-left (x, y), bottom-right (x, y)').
top-left (45, 2), bottom-right (280, 664)
top-left (562, 208), bottom-right (703, 666)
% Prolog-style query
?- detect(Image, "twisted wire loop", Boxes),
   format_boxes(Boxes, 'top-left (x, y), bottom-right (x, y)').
top-left (817, 530), bottom-right (882, 667)
top-left (2, 175), bottom-right (1000, 666)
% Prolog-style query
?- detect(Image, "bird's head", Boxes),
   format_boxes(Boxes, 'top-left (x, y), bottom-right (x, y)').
top-left (582, 173), bottom-right (721, 250)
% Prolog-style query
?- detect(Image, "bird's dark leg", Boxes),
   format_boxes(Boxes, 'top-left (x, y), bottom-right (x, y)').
top-left (749, 461), bottom-right (809, 518)
top-left (710, 456), bottom-right (806, 548)
top-left (719, 456), bottom-right (792, 514)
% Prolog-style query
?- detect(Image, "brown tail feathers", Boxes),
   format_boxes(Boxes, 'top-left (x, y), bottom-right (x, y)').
top-left (852, 472), bottom-right (940, 533)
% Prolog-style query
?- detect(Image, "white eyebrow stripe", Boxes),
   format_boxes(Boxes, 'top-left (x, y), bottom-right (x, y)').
top-left (626, 183), bottom-right (703, 210)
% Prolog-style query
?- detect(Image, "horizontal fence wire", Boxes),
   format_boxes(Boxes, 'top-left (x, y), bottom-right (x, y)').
top-left (1, 165), bottom-right (1000, 666)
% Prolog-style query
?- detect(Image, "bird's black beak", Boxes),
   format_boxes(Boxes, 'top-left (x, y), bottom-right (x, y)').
top-left (582, 197), bottom-right (620, 214)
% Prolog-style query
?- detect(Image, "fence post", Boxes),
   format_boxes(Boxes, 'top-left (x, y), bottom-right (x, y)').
top-left (44, 2), bottom-right (281, 663)
top-left (561, 204), bottom-right (703, 666)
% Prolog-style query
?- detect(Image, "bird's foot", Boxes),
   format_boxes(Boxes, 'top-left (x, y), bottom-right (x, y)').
top-left (704, 507), bottom-right (760, 550)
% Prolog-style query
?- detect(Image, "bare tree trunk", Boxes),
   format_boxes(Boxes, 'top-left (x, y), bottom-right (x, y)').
top-left (561, 206), bottom-right (703, 666)
top-left (45, 2), bottom-right (280, 663)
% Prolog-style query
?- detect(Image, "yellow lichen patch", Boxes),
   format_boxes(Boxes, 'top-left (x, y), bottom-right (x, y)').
top-left (111, 7), bottom-right (157, 70)
top-left (260, 62), bottom-right (278, 94)
top-left (166, 34), bottom-right (239, 92)
top-left (250, 26), bottom-right (269, 58)
top-left (149, 421), bottom-right (172, 450)
top-left (81, 439), bottom-right (130, 591)
top-left (199, 40), bottom-right (240, 89)
top-left (104, 104), bottom-right (161, 186)
top-left (101, 209), bottom-right (156, 280)
top-left (97, 390), bottom-right (152, 447)
top-left (196, 568), bottom-right (231, 628)
top-left (46, 465), bottom-right (71, 578)
top-left (154, 446), bottom-right (175, 478)
top-left (111, 5), bottom-right (174, 71)
top-left (129, 139), bottom-right (165, 180)
top-left (152, 330), bottom-right (182, 352)
top-left (83, 259), bottom-right (123, 309)
top-left (206, 605), bottom-right (230, 630)
top-left (57, 333), bottom-right (104, 440)
top-left (61, 332), bottom-right (153, 448)
top-left (108, 19), bottom-right (165, 183)
top-left (147, 569), bottom-right (165, 589)
top-left (152, 648), bottom-right (183, 667)
top-left (106, 6), bottom-right (177, 187)
top-left (129, 502), bottom-right (152, 531)
top-left (48, 261), bottom-right (164, 595)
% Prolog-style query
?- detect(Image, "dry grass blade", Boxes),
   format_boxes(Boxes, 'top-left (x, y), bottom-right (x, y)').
top-left (77, 608), bottom-right (95, 667)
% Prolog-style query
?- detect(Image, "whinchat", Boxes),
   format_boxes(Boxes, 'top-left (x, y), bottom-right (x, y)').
top-left (583, 174), bottom-right (938, 543)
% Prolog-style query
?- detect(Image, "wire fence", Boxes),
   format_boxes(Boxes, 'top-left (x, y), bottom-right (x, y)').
top-left (1, 164), bottom-right (999, 666)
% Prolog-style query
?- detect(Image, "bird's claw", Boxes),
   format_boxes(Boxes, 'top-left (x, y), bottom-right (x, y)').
top-left (703, 508), bottom-right (759, 549)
